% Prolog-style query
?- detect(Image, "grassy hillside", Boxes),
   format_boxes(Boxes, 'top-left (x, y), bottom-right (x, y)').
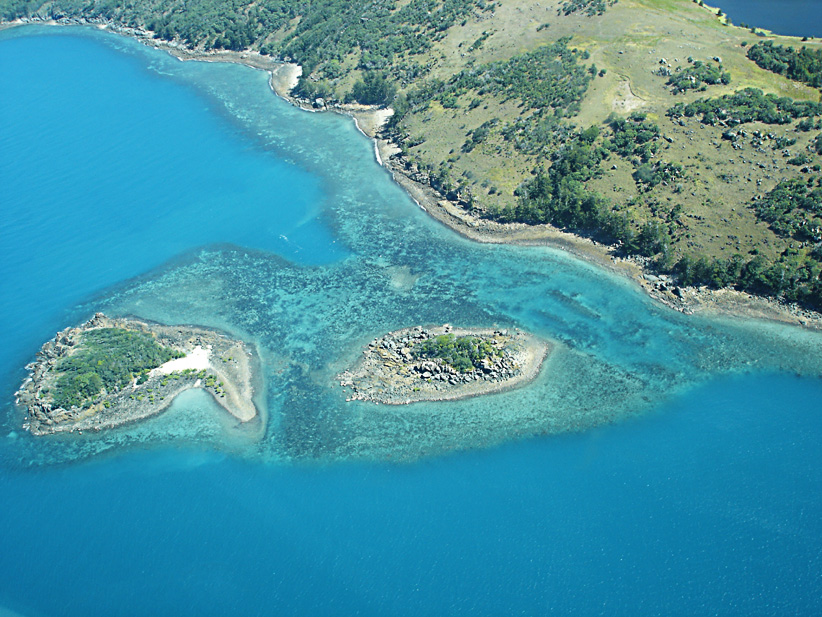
top-left (4, 0), bottom-right (822, 307)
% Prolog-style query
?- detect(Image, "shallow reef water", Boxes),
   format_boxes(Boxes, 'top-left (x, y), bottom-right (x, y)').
top-left (2, 25), bottom-right (822, 617)
top-left (2, 25), bottom-right (822, 465)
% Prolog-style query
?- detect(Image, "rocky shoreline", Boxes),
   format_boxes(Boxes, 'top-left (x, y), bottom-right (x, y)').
top-left (4, 16), bottom-right (821, 332)
top-left (338, 325), bottom-right (549, 405)
top-left (370, 143), bottom-right (822, 330)
top-left (15, 313), bottom-right (260, 436)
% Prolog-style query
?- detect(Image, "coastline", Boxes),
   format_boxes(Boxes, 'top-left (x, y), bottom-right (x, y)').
top-left (372, 136), bottom-right (822, 330)
top-left (4, 16), bottom-right (822, 332)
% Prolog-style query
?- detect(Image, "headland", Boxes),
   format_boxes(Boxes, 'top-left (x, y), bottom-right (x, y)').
top-left (3, 14), bottom-right (822, 332)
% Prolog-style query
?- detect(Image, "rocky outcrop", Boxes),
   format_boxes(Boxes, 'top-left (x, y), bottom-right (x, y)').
top-left (338, 325), bottom-right (549, 405)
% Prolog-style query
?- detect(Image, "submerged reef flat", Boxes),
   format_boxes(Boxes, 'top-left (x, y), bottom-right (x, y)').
top-left (339, 325), bottom-right (549, 405)
top-left (16, 313), bottom-right (259, 435)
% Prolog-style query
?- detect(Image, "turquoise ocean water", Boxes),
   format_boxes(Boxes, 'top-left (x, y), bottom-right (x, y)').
top-left (1, 26), bottom-right (821, 615)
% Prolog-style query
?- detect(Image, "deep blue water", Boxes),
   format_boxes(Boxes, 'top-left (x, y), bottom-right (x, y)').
top-left (1, 26), bottom-right (821, 616)
top-left (1, 374), bottom-right (820, 616)
top-left (712, 0), bottom-right (822, 38)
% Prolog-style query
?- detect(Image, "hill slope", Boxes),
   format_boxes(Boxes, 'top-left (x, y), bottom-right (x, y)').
top-left (3, 0), bottom-right (822, 309)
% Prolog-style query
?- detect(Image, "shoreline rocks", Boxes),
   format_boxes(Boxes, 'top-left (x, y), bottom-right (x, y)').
top-left (338, 325), bottom-right (549, 405)
top-left (15, 313), bottom-right (260, 436)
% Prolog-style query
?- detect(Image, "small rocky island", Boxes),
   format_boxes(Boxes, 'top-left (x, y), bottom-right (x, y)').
top-left (16, 313), bottom-right (259, 435)
top-left (339, 325), bottom-right (549, 404)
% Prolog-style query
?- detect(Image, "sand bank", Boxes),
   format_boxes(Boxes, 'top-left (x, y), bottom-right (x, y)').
top-left (153, 345), bottom-right (210, 374)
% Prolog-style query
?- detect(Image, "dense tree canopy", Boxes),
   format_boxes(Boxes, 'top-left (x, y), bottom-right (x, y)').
top-left (51, 328), bottom-right (183, 409)
top-left (747, 41), bottom-right (822, 89)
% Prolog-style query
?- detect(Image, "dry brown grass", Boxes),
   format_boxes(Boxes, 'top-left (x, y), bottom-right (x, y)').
top-left (384, 0), bottom-right (822, 262)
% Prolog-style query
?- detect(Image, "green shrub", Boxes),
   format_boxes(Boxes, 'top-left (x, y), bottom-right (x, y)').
top-left (50, 328), bottom-right (183, 409)
top-left (413, 334), bottom-right (500, 372)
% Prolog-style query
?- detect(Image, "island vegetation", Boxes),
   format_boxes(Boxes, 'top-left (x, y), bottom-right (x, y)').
top-left (667, 88), bottom-right (822, 126)
top-left (413, 332), bottom-right (502, 373)
top-left (747, 41), bottom-right (822, 90)
top-left (16, 314), bottom-right (260, 435)
top-left (665, 60), bottom-right (731, 94)
top-left (49, 327), bottom-right (184, 409)
top-left (339, 325), bottom-right (548, 404)
top-left (560, 0), bottom-right (617, 17)
top-left (4, 0), bottom-right (822, 317)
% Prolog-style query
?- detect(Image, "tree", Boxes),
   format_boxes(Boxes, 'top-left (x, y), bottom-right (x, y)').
top-left (347, 72), bottom-right (396, 106)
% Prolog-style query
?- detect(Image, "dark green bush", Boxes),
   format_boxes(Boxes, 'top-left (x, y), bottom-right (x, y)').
top-left (413, 334), bottom-right (500, 372)
top-left (51, 328), bottom-right (183, 409)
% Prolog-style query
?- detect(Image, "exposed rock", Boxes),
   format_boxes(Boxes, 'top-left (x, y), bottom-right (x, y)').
top-left (338, 325), bottom-right (549, 405)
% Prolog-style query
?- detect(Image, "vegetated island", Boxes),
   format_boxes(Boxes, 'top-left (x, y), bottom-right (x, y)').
top-left (338, 325), bottom-right (549, 404)
top-left (15, 313), bottom-right (259, 435)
